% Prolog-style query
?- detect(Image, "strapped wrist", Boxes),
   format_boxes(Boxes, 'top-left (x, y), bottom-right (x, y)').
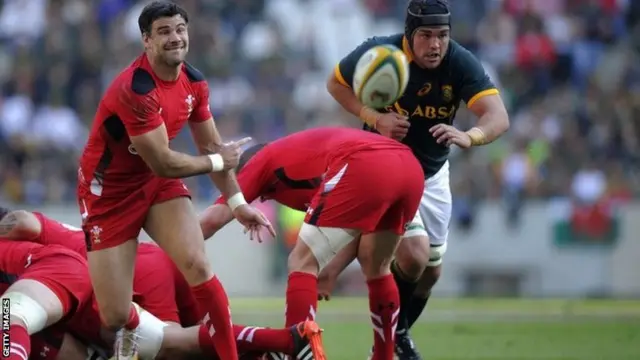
top-left (208, 154), bottom-right (224, 172)
top-left (466, 127), bottom-right (487, 146)
top-left (227, 192), bottom-right (248, 212)
top-left (359, 106), bottom-right (381, 129)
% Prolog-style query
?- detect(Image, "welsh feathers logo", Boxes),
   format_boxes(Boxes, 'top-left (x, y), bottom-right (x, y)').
top-left (185, 94), bottom-right (195, 114)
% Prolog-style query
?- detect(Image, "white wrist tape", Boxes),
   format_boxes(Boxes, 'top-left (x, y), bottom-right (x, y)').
top-left (208, 154), bottom-right (224, 172)
top-left (227, 192), bottom-right (248, 211)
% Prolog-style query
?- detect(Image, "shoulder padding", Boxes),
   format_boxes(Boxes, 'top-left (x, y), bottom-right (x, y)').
top-left (183, 62), bottom-right (206, 82)
top-left (131, 68), bottom-right (156, 95)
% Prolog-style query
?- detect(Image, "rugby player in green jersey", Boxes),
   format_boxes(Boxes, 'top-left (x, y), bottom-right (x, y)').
top-left (325, 1), bottom-right (510, 359)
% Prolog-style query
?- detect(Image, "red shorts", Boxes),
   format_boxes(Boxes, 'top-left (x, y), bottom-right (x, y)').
top-left (77, 177), bottom-right (190, 251)
top-left (20, 247), bottom-right (92, 314)
top-left (304, 149), bottom-right (424, 234)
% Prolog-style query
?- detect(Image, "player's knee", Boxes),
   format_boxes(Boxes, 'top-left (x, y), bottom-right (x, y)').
top-left (287, 240), bottom-right (319, 274)
top-left (176, 249), bottom-right (212, 285)
top-left (2, 292), bottom-right (49, 334)
top-left (395, 235), bottom-right (430, 280)
top-left (415, 264), bottom-right (442, 297)
top-left (358, 231), bottom-right (401, 279)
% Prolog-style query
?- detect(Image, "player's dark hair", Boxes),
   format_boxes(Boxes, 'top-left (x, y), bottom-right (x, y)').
top-left (237, 143), bottom-right (267, 173)
top-left (138, 1), bottom-right (189, 35)
top-left (0, 206), bottom-right (10, 221)
top-left (405, 0), bottom-right (451, 44)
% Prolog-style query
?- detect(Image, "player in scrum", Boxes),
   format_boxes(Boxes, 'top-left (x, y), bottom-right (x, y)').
top-left (326, 0), bottom-right (510, 358)
top-left (76, 2), bottom-right (274, 359)
top-left (0, 208), bottom-right (320, 360)
top-left (201, 127), bottom-right (426, 360)
top-left (0, 208), bottom-right (95, 360)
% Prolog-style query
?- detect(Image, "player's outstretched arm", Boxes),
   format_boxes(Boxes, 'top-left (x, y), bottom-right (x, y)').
top-left (188, 118), bottom-right (244, 199)
top-left (0, 209), bottom-right (42, 240)
top-left (117, 83), bottom-right (221, 178)
top-left (130, 124), bottom-right (216, 178)
top-left (199, 204), bottom-right (234, 240)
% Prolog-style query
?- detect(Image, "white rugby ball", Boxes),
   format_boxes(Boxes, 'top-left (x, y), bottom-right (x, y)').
top-left (353, 45), bottom-right (410, 109)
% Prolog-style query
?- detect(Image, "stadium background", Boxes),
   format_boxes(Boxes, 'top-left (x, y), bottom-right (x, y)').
top-left (1, 0), bottom-right (639, 358)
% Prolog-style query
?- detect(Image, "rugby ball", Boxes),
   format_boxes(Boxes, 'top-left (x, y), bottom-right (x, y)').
top-left (353, 45), bottom-right (410, 109)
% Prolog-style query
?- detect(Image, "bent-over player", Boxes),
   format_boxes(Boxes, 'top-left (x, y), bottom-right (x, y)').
top-left (0, 211), bottom-right (93, 360)
top-left (76, 2), bottom-right (273, 359)
top-left (202, 127), bottom-right (425, 360)
top-left (326, 0), bottom-right (510, 358)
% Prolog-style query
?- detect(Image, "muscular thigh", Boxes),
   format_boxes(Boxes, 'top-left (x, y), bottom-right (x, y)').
top-left (144, 184), bottom-right (206, 283)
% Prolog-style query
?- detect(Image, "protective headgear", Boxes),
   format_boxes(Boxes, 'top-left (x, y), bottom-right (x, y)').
top-left (404, 0), bottom-right (451, 49)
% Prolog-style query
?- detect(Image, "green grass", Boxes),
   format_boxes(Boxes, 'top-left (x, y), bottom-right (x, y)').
top-left (229, 297), bottom-right (640, 360)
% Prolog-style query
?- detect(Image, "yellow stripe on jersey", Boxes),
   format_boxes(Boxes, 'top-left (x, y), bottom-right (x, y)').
top-left (467, 88), bottom-right (499, 108)
top-left (334, 64), bottom-right (350, 88)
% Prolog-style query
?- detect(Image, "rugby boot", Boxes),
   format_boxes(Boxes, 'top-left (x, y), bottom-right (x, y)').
top-left (260, 320), bottom-right (327, 360)
top-left (292, 319), bottom-right (327, 360)
top-left (394, 331), bottom-right (422, 360)
top-left (110, 328), bottom-right (140, 360)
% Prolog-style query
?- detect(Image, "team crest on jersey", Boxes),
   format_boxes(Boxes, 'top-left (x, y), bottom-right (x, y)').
top-left (185, 94), bottom-right (195, 114)
top-left (441, 85), bottom-right (453, 103)
top-left (90, 225), bottom-right (102, 244)
top-left (417, 82), bottom-right (431, 96)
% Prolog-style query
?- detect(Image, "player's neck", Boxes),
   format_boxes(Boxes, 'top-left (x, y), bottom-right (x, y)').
top-left (145, 53), bottom-right (181, 82)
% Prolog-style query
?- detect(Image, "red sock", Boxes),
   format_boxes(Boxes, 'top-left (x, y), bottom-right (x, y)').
top-left (6, 324), bottom-right (30, 360)
top-left (198, 324), bottom-right (218, 358)
top-left (285, 272), bottom-right (318, 327)
top-left (234, 324), bottom-right (293, 354)
top-left (368, 275), bottom-right (400, 360)
top-left (125, 304), bottom-right (140, 329)
top-left (192, 276), bottom-right (237, 360)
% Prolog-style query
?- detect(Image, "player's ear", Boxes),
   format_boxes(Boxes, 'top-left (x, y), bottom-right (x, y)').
top-left (141, 32), bottom-right (151, 48)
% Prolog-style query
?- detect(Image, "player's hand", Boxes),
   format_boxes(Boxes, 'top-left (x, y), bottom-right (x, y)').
top-left (376, 113), bottom-right (410, 141)
top-left (429, 124), bottom-right (472, 149)
top-left (218, 137), bottom-right (253, 170)
top-left (317, 270), bottom-right (338, 301)
top-left (233, 204), bottom-right (276, 242)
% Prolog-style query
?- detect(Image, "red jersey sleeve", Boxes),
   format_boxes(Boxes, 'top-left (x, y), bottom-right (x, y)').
top-left (32, 212), bottom-right (87, 256)
top-left (113, 76), bottom-right (164, 137)
top-left (218, 152), bottom-right (272, 205)
top-left (189, 81), bottom-right (212, 123)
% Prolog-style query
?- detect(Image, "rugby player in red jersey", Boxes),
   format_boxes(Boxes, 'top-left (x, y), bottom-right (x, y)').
top-left (0, 207), bottom-right (93, 360)
top-left (201, 127), bottom-right (425, 360)
top-left (76, 2), bottom-right (273, 359)
top-left (0, 208), bottom-right (320, 360)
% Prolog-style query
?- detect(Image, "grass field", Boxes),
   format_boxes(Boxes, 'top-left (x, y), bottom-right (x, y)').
top-left (229, 297), bottom-right (640, 360)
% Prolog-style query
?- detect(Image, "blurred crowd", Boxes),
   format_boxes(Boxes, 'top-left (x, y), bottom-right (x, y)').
top-left (1, 0), bottom-right (639, 210)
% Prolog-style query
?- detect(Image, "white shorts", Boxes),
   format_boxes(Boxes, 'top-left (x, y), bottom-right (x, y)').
top-left (403, 161), bottom-right (451, 266)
